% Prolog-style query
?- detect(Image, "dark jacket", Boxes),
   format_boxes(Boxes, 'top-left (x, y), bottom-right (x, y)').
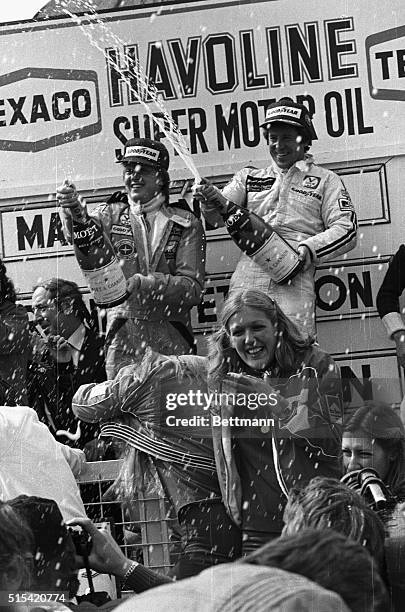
top-left (212, 345), bottom-right (343, 530)
top-left (0, 301), bottom-right (30, 404)
top-left (27, 326), bottom-right (105, 448)
top-left (376, 245), bottom-right (405, 338)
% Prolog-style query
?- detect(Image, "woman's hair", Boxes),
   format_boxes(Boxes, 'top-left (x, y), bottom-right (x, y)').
top-left (0, 501), bottom-right (34, 591)
top-left (0, 260), bottom-right (17, 304)
top-left (283, 476), bottom-right (386, 569)
top-left (343, 401), bottom-right (405, 491)
top-left (208, 289), bottom-right (312, 385)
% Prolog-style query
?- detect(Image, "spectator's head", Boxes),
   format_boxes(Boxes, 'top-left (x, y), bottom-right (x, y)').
top-left (32, 278), bottom-right (93, 336)
top-left (0, 259), bottom-right (16, 305)
top-left (282, 476), bottom-right (386, 569)
top-left (9, 496), bottom-right (79, 597)
top-left (0, 500), bottom-right (34, 593)
top-left (245, 528), bottom-right (388, 612)
top-left (118, 137), bottom-right (170, 207)
top-left (260, 97), bottom-right (317, 169)
top-left (342, 402), bottom-right (405, 490)
top-left (209, 289), bottom-right (311, 383)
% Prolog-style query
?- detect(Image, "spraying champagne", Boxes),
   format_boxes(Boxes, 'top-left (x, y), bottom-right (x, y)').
top-left (195, 182), bottom-right (304, 284)
top-left (58, 181), bottom-right (128, 308)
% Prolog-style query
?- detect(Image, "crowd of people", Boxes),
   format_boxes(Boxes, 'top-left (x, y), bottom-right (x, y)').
top-left (0, 96), bottom-right (405, 611)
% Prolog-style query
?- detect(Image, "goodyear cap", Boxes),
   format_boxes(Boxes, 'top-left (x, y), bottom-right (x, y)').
top-left (260, 97), bottom-right (317, 140)
top-left (117, 137), bottom-right (170, 170)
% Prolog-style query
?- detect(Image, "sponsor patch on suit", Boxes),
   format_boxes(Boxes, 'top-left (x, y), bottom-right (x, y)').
top-left (111, 224), bottom-right (132, 236)
top-left (302, 175), bottom-right (321, 189)
top-left (338, 198), bottom-right (354, 211)
top-left (246, 175), bottom-right (276, 192)
top-left (114, 239), bottom-right (136, 259)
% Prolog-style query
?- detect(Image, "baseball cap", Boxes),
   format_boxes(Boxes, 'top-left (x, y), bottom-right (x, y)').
top-left (117, 137), bottom-right (170, 170)
top-left (260, 97), bottom-right (317, 140)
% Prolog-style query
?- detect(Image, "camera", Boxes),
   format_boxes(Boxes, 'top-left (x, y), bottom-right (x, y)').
top-left (68, 528), bottom-right (92, 558)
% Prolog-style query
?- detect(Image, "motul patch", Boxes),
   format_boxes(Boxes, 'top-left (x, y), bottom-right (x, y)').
top-left (302, 175), bottom-right (321, 189)
top-left (246, 175), bottom-right (276, 192)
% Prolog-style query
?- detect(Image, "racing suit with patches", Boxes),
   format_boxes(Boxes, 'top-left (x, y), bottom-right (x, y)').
top-left (202, 155), bottom-right (357, 337)
top-left (211, 344), bottom-right (343, 553)
top-left (62, 192), bottom-right (205, 378)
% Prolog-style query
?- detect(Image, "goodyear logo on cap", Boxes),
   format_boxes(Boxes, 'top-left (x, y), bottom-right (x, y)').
top-left (267, 106), bottom-right (301, 119)
top-left (124, 146), bottom-right (160, 161)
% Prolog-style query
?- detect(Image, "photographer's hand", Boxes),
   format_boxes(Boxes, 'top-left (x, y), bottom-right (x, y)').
top-left (67, 517), bottom-right (135, 577)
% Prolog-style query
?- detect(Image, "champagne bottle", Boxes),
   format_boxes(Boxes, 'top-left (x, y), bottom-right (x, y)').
top-left (67, 187), bottom-right (128, 308)
top-left (221, 200), bottom-right (305, 284)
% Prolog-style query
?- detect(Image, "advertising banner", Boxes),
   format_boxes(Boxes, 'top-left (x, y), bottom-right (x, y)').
top-left (0, 0), bottom-right (404, 196)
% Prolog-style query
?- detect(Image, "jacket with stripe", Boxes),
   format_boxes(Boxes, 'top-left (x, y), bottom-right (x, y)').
top-left (203, 155), bottom-right (357, 263)
top-left (72, 351), bottom-right (222, 513)
top-left (61, 193), bottom-right (205, 330)
top-left (202, 156), bottom-right (357, 337)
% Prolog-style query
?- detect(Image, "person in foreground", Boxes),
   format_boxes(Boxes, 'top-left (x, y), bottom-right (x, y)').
top-left (0, 405), bottom-right (86, 521)
top-left (0, 501), bottom-right (34, 605)
top-left (112, 528), bottom-right (387, 612)
top-left (66, 475), bottom-right (386, 602)
top-left (208, 289), bottom-right (343, 552)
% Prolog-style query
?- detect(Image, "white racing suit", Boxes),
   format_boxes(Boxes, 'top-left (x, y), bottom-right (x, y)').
top-left (62, 192), bottom-right (205, 378)
top-left (202, 155), bottom-right (357, 337)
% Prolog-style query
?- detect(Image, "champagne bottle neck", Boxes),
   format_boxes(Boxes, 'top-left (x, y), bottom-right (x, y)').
top-left (222, 200), bottom-right (238, 219)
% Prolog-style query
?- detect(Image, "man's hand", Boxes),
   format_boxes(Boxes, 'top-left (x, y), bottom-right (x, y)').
top-left (393, 331), bottom-right (405, 368)
top-left (297, 245), bottom-right (313, 271)
top-left (67, 517), bottom-right (134, 578)
top-left (56, 181), bottom-right (81, 209)
top-left (192, 180), bottom-right (229, 214)
top-left (47, 334), bottom-right (73, 363)
top-left (126, 274), bottom-right (142, 294)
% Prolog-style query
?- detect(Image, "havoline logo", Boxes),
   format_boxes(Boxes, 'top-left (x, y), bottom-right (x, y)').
top-left (0, 67), bottom-right (102, 152)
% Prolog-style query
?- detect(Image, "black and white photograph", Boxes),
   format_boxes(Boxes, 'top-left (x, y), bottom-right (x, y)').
top-left (0, 1), bottom-right (404, 610)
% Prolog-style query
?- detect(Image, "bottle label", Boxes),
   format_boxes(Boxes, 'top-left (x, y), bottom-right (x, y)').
top-left (224, 207), bottom-right (245, 228)
top-left (81, 260), bottom-right (128, 306)
top-left (73, 220), bottom-right (104, 254)
top-left (252, 233), bottom-right (302, 283)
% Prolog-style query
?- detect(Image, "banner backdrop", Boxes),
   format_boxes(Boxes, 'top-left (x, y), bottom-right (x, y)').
top-left (0, 0), bottom-right (403, 196)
